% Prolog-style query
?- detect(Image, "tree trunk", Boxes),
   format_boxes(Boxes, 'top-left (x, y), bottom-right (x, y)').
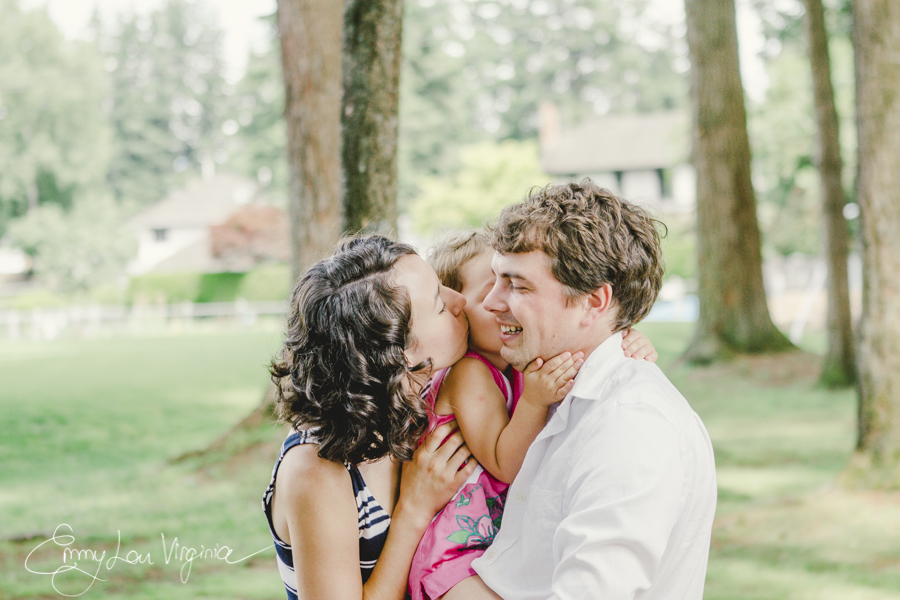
top-left (804, 0), bottom-right (855, 388)
top-left (341, 0), bottom-right (403, 236)
top-left (682, 0), bottom-right (793, 363)
top-left (277, 0), bottom-right (343, 283)
top-left (852, 0), bottom-right (900, 464)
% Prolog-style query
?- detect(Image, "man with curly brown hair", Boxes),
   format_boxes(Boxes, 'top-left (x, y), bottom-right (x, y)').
top-left (465, 180), bottom-right (717, 599)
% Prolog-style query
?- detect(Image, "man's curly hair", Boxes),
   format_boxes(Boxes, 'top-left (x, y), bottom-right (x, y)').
top-left (489, 180), bottom-right (665, 331)
top-left (269, 235), bottom-right (432, 465)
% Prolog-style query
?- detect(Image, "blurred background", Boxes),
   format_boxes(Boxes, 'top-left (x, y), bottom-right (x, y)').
top-left (3, 0), bottom-right (897, 598)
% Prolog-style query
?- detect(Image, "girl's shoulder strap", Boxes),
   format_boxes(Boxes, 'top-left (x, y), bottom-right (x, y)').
top-left (459, 350), bottom-right (522, 413)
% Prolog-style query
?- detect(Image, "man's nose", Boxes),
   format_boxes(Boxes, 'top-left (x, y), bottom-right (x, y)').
top-left (483, 279), bottom-right (505, 314)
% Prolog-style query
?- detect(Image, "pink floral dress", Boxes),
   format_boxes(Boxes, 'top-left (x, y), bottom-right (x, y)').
top-left (408, 351), bottom-right (523, 600)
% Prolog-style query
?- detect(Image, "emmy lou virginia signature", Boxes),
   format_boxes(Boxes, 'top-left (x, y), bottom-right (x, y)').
top-left (24, 524), bottom-right (271, 597)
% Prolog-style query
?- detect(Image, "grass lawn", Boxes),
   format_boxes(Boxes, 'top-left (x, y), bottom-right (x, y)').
top-left (0, 331), bottom-right (289, 599)
top-left (2, 324), bottom-right (898, 599)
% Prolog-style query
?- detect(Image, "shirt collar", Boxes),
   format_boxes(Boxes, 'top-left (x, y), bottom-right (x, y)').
top-left (539, 331), bottom-right (625, 439)
top-left (568, 330), bottom-right (626, 401)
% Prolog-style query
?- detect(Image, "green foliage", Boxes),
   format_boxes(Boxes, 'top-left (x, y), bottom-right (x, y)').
top-left (749, 47), bottom-right (821, 257)
top-left (127, 263), bottom-right (291, 304)
top-left (195, 272), bottom-right (246, 303)
top-left (398, 0), bottom-right (485, 205)
top-left (747, 0), bottom-right (857, 258)
top-left (398, 0), bottom-right (689, 204)
top-left (659, 215), bottom-right (696, 280)
top-left (0, 0), bottom-right (112, 235)
top-left (7, 194), bottom-right (136, 292)
top-left (226, 13), bottom-right (288, 204)
top-left (127, 271), bottom-right (201, 304)
top-left (407, 139), bottom-right (551, 237)
top-left (238, 263), bottom-right (293, 302)
top-left (421, 0), bottom-right (688, 140)
top-left (95, 0), bottom-right (231, 207)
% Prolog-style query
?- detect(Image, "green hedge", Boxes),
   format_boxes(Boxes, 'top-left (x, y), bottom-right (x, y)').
top-left (128, 263), bottom-right (292, 304)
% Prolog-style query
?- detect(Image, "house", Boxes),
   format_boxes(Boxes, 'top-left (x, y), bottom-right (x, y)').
top-left (126, 172), bottom-right (286, 275)
top-left (539, 105), bottom-right (695, 212)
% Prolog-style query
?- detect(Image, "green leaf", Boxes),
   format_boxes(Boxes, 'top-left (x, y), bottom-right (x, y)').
top-left (446, 531), bottom-right (472, 545)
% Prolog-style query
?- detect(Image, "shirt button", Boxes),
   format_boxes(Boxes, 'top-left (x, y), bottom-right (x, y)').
top-left (516, 493), bottom-right (526, 502)
top-left (486, 550), bottom-right (496, 560)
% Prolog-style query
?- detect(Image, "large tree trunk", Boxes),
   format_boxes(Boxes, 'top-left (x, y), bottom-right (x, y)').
top-left (682, 0), bottom-right (793, 363)
top-left (341, 0), bottom-right (403, 236)
top-left (804, 0), bottom-right (855, 388)
top-left (277, 0), bottom-right (343, 283)
top-left (852, 0), bottom-right (900, 464)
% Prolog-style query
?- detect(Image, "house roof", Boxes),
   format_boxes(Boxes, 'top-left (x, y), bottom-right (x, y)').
top-left (541, 111), bottom-right (690, 174)
top-left (127, 172), bottom-right (260, 229)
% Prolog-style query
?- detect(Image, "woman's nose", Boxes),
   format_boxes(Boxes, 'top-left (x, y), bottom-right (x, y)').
top-left (446, 288), bottom-right (466, 316)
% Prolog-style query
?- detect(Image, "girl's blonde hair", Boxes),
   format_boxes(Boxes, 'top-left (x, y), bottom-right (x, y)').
top-left (428, 230), bottom-right (490, 292)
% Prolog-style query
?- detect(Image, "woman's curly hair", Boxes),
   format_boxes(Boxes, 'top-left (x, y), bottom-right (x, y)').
top-left (269, 235), bottom-right (433, 465)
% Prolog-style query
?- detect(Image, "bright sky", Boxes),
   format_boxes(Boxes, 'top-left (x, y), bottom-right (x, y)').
top-left (20, 0), bottom-right (277, 82)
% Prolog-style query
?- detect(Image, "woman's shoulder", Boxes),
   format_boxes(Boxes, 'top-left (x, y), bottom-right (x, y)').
top-left (276, 437), bottom-right (353, 498)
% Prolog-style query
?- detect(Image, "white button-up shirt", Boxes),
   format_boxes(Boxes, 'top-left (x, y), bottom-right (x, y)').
top-left (472, 332), bottom-right (717, 599)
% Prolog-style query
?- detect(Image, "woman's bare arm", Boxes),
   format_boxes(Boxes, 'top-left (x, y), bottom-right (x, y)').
top-left (276, 421), bottom-right (477, 600)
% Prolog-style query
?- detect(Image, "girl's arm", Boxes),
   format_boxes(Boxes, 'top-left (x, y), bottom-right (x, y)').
top-left (278, 421), bottom-right (477, 600)
top-left (440, 353), bottom-right (582, 484)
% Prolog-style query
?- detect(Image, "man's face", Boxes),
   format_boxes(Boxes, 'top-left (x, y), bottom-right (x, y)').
top-left (483, 250), bottom-right (586, 371)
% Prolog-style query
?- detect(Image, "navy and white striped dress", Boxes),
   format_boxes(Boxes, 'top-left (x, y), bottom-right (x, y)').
top-left (262, 428), bottom-right (391, 599)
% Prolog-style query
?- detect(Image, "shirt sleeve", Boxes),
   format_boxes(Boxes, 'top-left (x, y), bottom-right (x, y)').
top-left (549, 399), bottom-right (685, 600)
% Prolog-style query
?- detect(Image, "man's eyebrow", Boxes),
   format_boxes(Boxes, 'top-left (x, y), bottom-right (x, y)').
top-left (500, 271), bottom-right (531, 283)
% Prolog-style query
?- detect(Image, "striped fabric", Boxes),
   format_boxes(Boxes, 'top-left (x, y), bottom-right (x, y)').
top-left (262, 429), bottom-right (391, 599)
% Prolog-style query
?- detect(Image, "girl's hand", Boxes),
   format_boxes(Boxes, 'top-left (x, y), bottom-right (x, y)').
top-left (397, 420), bottom-right (477, 525)
top-left (523, 351), bottom-right (585, 406)
top-left (622, 328), bottom-right (658, 362)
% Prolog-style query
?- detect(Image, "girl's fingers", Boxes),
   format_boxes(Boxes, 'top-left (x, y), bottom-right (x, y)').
top-left (524, 357), bottom-right (545, 373)
top-left (556, 360), bottom-right (584, 384)
top-left (550, 357), bottom-right (583, 382)
top-left (540, 352), bottom-right (571, 372)
top-left (556, 379), bottom-right (576, 400)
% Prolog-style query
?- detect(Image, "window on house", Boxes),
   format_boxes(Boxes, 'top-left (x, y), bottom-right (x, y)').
top-left (153, 228), bottom-right (168, 241)
top-left (657, 168), bottom-right (670, 198)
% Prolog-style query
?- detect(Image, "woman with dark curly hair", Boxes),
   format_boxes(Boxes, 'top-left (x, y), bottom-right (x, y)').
top-left (263, 235), bottom-right (478, 600)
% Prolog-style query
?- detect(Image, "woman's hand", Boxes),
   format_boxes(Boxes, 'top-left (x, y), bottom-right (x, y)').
top-left (396, 420), bottom-right (477, 526)
top-left (622, 328), bottom-right (658, 362)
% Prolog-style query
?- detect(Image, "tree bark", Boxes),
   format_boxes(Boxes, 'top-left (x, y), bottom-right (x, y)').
top-left (852, 0), bottom-right (900, 463)
top-left (804, 0), bottom-right (855, 388)
top-left (277, 0), bottom-right (343, 283)
top-left (682, 0), bottom-right (793, 363)
top-left (341, 0), bottom-right (403, 236)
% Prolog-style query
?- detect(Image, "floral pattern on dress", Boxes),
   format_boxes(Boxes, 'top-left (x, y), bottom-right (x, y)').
top-left (444, 483), bottom-right (506, 550)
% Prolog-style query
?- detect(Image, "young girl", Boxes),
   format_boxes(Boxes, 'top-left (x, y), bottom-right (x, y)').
top-left (407, 231), bottom-right (657, 600)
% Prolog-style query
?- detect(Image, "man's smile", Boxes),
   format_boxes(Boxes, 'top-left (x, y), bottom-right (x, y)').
top-left (499, 324), bottom-right (523, 335)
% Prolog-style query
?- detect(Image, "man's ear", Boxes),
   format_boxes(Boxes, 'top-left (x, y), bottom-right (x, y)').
top-left (582, 283), bottom-right (616, 326)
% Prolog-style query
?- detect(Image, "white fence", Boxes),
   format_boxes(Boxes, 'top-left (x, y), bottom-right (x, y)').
top-left (0, 300), bottom-right (289, 341)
